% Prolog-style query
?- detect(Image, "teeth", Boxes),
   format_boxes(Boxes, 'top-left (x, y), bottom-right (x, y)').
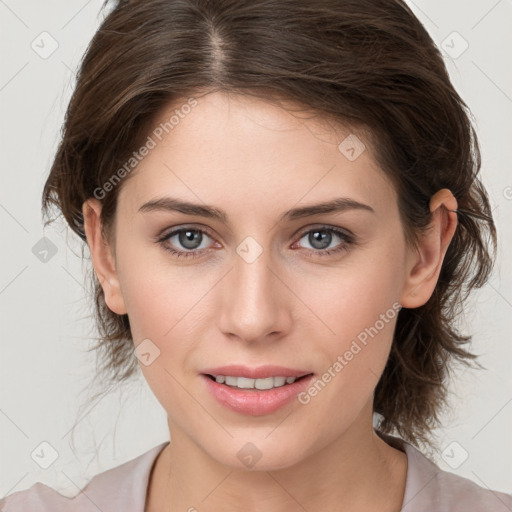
top-left (213, 375), bottom-right (298, 390)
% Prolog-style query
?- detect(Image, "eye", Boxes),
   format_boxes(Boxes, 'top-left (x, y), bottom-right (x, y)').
top-left (156, 224), bottom-right (355, 260)
top-left (292, 226), bottom-right (354, 256)
top-left (157, 227), bottom-right (218, 259)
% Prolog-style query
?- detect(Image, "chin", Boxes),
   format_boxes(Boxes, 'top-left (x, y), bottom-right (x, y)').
top-left (206, 438), bottom-right (313, 472)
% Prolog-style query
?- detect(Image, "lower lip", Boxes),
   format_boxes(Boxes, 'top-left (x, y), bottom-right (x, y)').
top-left (201, 374), bottom-right (315, 416)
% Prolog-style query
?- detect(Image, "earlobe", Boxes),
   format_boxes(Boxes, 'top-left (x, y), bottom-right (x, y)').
top-left (82, 199), bottom-right (128, 315)
top-left (400, 189), bottom-right (458, 308)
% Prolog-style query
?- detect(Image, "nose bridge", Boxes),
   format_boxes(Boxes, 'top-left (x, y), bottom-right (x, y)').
top-left (218, 234), bottom-right (289, 342)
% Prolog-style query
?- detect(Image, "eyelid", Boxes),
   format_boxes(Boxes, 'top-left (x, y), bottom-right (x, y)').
top-left (156, 223), bottom-right (218, 242)
top-left (294, 223), bottom-right (355, 240)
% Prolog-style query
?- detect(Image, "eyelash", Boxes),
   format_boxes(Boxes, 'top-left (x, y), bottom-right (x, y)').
top-left (156, 225), bottom-right (355, 260)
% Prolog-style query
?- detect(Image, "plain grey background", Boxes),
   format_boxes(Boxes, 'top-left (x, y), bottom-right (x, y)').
top-left (1, 0), bottom-right (511, 499)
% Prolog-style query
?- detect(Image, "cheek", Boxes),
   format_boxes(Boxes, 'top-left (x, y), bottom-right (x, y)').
top-left (115, 245), bottom-right (217, 386)
top-left (300, 274), bottom-right (399, 392)
top-left (118, 257), bottom-right (207, 420)
top-left (293, 239), bottom-right (405, 410)
top-left (299, 243), bottom-right (405, 349)
top-left (115, 238), bottom-right (199, 339)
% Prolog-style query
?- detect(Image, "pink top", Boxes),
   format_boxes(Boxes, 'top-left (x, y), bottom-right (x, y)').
top-left (1, 436), bottom-right (511, 511)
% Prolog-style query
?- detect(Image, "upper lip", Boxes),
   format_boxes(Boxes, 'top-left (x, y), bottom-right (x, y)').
top-left (201, 365), bottom-right (313, 379)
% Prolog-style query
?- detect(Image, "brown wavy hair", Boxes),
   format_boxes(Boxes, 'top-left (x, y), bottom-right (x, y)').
top-left (42, 0), bottom-right (496, 449)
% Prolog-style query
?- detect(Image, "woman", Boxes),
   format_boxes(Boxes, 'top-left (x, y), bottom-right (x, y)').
top-left (2, 0), bottom-right (510, 510)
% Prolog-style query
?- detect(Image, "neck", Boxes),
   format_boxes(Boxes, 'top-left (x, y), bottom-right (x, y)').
top-left (145, 406), bottom-right (407, 512)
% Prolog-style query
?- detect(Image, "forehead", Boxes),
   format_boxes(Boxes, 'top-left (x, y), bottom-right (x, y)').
top-left (117, 91), bottom-right (398, 221)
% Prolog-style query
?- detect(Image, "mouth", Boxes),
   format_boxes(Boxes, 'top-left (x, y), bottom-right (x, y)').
top-left (203, 373), bottom-right (314, 391)
top-left (201, 370), bottom-right (316, 415)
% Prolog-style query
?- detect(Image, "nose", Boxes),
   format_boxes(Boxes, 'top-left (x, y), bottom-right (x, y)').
top-left (217, 244), bottom-right (293, 344)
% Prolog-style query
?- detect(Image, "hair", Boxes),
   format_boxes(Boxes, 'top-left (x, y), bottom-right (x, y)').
top-left (42, 0), bottom-right (496, 450)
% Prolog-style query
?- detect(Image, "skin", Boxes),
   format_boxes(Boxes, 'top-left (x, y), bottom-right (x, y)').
top-left (82, 91), bottom-right (458, 512)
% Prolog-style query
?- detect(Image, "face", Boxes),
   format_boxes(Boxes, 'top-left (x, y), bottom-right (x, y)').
top-left (87, 91), bottom-right (427, 471)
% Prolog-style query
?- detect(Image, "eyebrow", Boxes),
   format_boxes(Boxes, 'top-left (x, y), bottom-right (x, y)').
top-left (138, 196), bottom-right (375, 222)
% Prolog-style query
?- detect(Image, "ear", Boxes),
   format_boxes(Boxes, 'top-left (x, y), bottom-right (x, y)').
top-left (400, 189), bottom-right (458, 308)
top-left (82, 198), bottom-right (127, 315)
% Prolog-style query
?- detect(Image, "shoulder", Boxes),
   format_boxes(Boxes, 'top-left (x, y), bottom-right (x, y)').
top-left (398, 437), bottom-right (512, 512)
top-left (0, 442), bottom-right (169, 512)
